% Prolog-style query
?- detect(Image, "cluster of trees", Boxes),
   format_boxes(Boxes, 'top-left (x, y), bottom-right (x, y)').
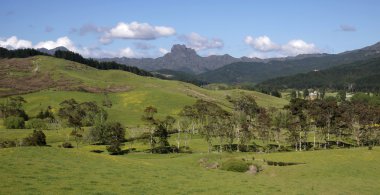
top-left (141, 106), bottom-right (179, 153)
top-left (0, 95), bottom-right (127, 154)
top-left (175, 93), bottom-right (380, 153)
top-left (0, 47), bottom-right (46, 58)
top-left (0, 96), bottom-right (29, 129)
top-left (54, 50), bottom-right (153, 77)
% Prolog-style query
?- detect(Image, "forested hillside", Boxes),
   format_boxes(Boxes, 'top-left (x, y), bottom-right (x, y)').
top-left (257, 58), bottom-right (380, 91)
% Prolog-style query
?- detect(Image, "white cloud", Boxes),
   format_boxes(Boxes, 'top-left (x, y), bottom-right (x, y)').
top-left (101, 21), bottom-right (175, 43)
top-left (0, 36), bottom-right (33, 49)
top-left (282, 39), bottom-right (319, 56)
top-left (34, 36), bottom-right (77, 51)
top-left (118, 48), bottom-right (136, 58)
top-left (179, 32), bottom-right (224, 51)
top-left (159, 48), bottom-right (169, 55)
top-left (244, 35), bottom-right (279, 52)
top-left (245, 35), bottom-right (320, 58)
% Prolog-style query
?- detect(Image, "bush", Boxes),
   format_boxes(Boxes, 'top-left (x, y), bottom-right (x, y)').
top-left (89, 121), bottom-right (125, 144)
top-left (4, 116), bottom-right (25, 129)
top-left (26, 118), bottom-right (47, 130)
top-left (61, 142), bottom-right (73, 148)
top-left (0, 140), bottom-right (17, 148)
top-left (221, 159), bottom-right (249, 172)
top-left (106, 141), bottom-right (124, 155)
top-left (22, 130), bottom-right (46, 146)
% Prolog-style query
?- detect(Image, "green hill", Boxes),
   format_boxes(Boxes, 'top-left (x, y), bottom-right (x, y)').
top-left (257, 58), bottom-right (380, 91)
top-left (0, 55), bottom-right (288, 126)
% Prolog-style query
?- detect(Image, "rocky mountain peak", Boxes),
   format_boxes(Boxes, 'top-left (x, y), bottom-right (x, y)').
top-left (169, 44), bottom-right (198, 57)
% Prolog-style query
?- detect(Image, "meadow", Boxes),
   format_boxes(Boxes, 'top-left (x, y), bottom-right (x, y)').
top-left (1, 56), bottom-right (379, 194)
top-left (0, 143), bottom-right (379, 194)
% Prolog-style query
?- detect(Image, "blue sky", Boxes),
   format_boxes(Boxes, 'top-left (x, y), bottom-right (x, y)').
top-left (1, 0), bottom-right (379, 58)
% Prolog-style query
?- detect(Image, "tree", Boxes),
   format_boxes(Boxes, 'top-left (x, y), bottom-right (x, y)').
top-left (290, 90), bottom-right (297, 100)
top-left (285, 98), bottom-right (309, 151)
top-left (257, 108), bottom-right (271, 146)
top-left (336, 90), bottom-right (346, 102)
top-left (89, 121), bottom-right (126, 145)
top-left (303, 89), bottom-right (309, 99)
top-left (4, 116), bottom-right (25, 129)
top-left (58, 99), bottom-right (105, 148)
top-left (102, 93), bottom-right (112, 108)
top-left (0, 96), bottom-right (29, 120)
top-left (188, 99), bottom-right (230, 153)
top-left (178, 105), bottom-right (198, 149)
top-left (229, 94), bottom-right (260, 151)
top-left (36, 106), bottom-right (55, 120)
top-left (320, 88), bottom-right (326, 100)
top-left (105, 122), bottom-right (125, 155)
top-left (141, 106), bottom-right (158, 152)
top-left (22, 130), bottom-right (46, 146)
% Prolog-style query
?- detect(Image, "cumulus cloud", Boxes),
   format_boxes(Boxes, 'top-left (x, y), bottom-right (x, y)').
top-left (118, 48), bottom-right (136, 58)
top-left (282, 39), bottom-right (319, 56)
top-left (339, 24), bottom-right (356, 32)
top-left (244, 35), bottom-right (279, 52)
top-left (159, 48), bottom-right (169, 55)
top-left (34, 36), bottom-right (77, 51)
top-left (0, 35), bottom-right (165, 58)
top-left (245, 35), bottom-right (320, 58)
top-left (100, 21), bottom-right (176, 43)
top-left (0, 36), bottom-right (33, 49)
top-left (179, 32), bottom-right (224, 51)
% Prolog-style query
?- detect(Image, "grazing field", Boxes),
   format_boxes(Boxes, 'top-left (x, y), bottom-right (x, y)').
top-left (1, 56), bottom-right (288, 126)
top-left (0, 146), bottom-right (379, 194)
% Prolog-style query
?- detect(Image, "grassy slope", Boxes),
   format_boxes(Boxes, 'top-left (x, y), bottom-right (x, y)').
top-left (2, 56), bottom-right (287, 126)
top-left (0, 147), bottom-right (379, 194)
top-left (1, 56), bottom-right (379, 194)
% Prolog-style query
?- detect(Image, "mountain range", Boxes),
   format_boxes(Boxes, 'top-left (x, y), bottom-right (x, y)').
top-left (99, 44), bottom-right (261, 74)
top-left (36, 41), bottom-right (380, 87)
top-left (198, 42), bottom-right (380, 84)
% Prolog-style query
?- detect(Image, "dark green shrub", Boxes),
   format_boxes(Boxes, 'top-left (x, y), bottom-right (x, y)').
top-left (26, 118), bottom-right (47, 129)
top-left (22, 130), bottom-right (46, 146)
top-left (0, 140), bottom-right (17, 148)
top-left (89, 121), bottom-right (125, 144)
top-left (4, 116), bottom-right (25, 129)
top-left (221, 159), bottom-right (249, 172)
top-left (106, 141), bottom-right (124, 155)
top-left (61, 142), bottom-right (73, 148)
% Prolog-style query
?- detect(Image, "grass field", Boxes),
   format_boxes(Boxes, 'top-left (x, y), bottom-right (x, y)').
top-left (2, 56), bottom-right (377, 194)
top-left (1, 56), bottom-right (288, 126)
top-left (0, 146), bottom-right (379, 194)
top-left (0, 121), bottom-right (379, 194)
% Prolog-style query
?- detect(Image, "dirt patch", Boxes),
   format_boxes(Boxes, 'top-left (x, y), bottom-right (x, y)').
top-left (246, 165), bottom-right (258, 175)
top-left (198, 158), bottom-right (220, 169)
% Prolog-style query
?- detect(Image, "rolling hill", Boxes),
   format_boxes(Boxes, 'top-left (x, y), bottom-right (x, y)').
top-left (0, 55), bottom-right (288, 126)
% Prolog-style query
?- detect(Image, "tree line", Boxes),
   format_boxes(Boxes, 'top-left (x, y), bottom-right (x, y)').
top-left (1, 92), bottom-right (379, 154)
top-left (173, 93), bottom-right (380, 153)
